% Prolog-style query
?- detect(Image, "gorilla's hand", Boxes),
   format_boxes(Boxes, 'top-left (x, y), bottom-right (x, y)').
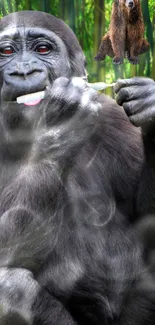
top-left (0, 268), bottom-right (38, 325)
top-left (44, 76), bottom-right (100, 125)
top-left (33, 77), bottom-right (101, 164)
top-left (114, 77), bottom-right (155, 131)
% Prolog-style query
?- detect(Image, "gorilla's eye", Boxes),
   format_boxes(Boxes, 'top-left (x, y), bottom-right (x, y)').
top-left (0, 46), bottom-right (15, 56)
top-left (35, 45), bottom-right (51, 54)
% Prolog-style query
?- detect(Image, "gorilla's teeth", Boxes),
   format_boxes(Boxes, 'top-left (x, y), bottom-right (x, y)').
top-left (17, 91), bottom-right (45, 104)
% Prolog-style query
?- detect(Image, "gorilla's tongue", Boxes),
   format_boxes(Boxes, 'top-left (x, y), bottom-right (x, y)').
top-left (17, 91), bottom-right (45, 106)
top-left (24, 99), bottom-right (42, 106)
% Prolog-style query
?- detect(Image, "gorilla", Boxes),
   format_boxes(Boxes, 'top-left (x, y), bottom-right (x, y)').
top-left (0, 9), bottom-right (155, 325)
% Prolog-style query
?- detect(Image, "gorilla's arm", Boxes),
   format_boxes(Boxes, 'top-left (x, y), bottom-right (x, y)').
top-left (31, 77), bottom-right (100, 167)
top-left (0, 77), bottom-right (100, 217)
top-left (114, 77), bottom-right (155, 216)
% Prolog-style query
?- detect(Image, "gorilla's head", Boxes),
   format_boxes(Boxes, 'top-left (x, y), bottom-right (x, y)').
top-left (0, 11), bottom-right (87, 102)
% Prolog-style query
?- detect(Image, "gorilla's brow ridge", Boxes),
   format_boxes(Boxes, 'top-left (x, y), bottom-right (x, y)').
top-left (27, 30), bottom-right (48, 39)
top-left (0, 30), bottom-right (20, 40)
top-left (27, 31), bottom-right (58, 48)
top-left (0, 29), bottom-right (55, 42)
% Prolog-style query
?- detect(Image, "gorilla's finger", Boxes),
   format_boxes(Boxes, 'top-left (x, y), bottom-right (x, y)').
top-left (115, 86), bottom-right (138, 106)
top-left (116, 85), bottom-right (155, 106)
top-left (123, 98), bottom-right (155, 117)
top-left (51, 77), bottom-right (70, 92)
top-left (80, 89), bottom-right (100, 113)
top-left (129, 106), bottom-right (155, 128)
top-left (114, 79), bottom-right (128, 93)
top-left (129, 77), bottom-right (155, 86)
top-left (71, 77), bottom-right (87, 89)
top-left (114, 77), bottom-right (154, 94)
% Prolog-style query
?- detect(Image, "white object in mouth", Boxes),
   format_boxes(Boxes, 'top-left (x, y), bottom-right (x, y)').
top-left (17, 91), bottom-right (45, 104)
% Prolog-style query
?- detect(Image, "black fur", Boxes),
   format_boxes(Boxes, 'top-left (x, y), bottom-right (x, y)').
top-left (0, 11), bottom-right (155, 325)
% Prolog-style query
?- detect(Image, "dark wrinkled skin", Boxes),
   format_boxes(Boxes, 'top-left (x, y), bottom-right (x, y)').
top-left (0, 10), bottom-right (155, 325)
top-left (115, 77), bottom-right (155, 128)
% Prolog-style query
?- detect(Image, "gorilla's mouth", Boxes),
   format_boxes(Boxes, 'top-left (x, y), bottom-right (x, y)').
top-left (17, 90), bottom-right (46, 106)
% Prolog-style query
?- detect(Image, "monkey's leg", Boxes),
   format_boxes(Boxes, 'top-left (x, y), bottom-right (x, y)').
top-left (94, 32), bottom-right (114, 61)
top-left (138, 39), bottom-right (150, 55)
top-left (110, 27), bottom-right (126, 65)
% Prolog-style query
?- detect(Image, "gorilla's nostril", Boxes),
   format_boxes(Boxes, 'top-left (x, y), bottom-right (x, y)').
top-left (9, 70), bottom-right (42, 78)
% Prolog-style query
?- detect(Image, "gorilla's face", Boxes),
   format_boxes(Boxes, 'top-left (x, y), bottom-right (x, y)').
top-left (0, 11), bottom-right (86, 131)
top-left (0, 26), bottom-right (72, 102)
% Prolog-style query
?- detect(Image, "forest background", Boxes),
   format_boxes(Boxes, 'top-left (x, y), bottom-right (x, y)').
top-left (0, 0), bottom-right (154, 96)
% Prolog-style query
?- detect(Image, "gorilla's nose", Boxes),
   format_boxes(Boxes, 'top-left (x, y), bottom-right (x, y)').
top-left (11, 61), bottom-right (39, 79)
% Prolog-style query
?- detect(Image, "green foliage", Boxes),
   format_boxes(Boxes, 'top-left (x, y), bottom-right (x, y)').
top-left (0, 0), bottom-right (154, 92)
top-left (148, 0), bottom-right (155, 20)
